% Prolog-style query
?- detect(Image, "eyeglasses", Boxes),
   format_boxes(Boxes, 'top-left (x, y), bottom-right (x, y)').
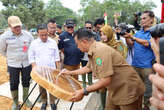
top-left (86, 27), bottom-right (92, 29)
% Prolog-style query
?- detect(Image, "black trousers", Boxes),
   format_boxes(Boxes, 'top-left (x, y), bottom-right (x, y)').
top-left (8, 65), bottom-right (32, 91)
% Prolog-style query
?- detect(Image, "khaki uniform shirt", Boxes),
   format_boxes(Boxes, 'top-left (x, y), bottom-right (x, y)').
top-left (87, 42), bottom-right (145, 105)
top-left (48, 33), bottom-right (59, 44)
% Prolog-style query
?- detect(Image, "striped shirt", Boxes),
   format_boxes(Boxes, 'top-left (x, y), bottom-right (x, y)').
top-left (0, 29), bottom-right (34, 68)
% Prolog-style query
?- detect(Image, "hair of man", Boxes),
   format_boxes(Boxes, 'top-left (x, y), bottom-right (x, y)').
top-left (37, 24), bottom-right (47, 32)
top-left (74, 28), bottom-right (95, 41)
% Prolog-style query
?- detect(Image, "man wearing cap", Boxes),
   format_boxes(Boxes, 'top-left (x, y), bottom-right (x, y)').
top-left (0, 16), bottom-right (34, 110)
top-left (58, 19), bottom-right (83, 80)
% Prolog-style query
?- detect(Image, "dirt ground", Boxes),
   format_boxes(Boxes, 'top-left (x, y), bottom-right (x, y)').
top-left (0, 55), bottom-right (39, 110)
top-left (0, 55), bottom-right (8, 85)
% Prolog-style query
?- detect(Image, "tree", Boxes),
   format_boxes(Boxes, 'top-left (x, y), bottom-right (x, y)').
top-left (0, 12), bottom-right (7, 29)
top-left (79, 0), bottom-right (104, 26)
top-left (0, 0), bottom-right (46, 29)
top-left (79, 0), bottom-right (156, 26)
top-left (45, 0), bottom-right (78, 26)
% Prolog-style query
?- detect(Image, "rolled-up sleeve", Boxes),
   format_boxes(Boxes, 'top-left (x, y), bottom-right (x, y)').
top-left (0, 36), bottom-right (7, 56)
top-left (28, 42), bottom-right (35, 64)
top-left (54, 44), bottom-right (60, 62)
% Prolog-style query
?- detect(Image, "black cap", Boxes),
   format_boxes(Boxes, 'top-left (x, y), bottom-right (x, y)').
top-left (65, 19), bottom-right (75, 27)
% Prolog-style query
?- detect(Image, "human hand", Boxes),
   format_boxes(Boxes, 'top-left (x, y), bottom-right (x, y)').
top-left (60, 69), bottom-right (72, 75)
top-left (114, 13), bottom-right (120, 18)
top-left (122, 32), bottom-right (132, 39)
top-left (71, 89), bottom-right (84, 102)
top-left (150, 64), bottom-right (164, 94)
top-left (149, 63), bottom-right (164, 109)
top-left (115, 27), bottom-right (121, 33)
top-left (150, 96), bottom-right (164, 110)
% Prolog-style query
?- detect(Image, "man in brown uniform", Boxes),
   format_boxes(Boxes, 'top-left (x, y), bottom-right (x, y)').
top-left (62, 28), bottom-right (145, 110)
top-left (47, 18), bottom-right (60, 44)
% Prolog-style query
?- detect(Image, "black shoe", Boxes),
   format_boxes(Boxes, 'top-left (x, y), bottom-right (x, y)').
top-left (50, 104), bottom-right (57, 110)
top-left (41, 102), bottom-right (47, 110)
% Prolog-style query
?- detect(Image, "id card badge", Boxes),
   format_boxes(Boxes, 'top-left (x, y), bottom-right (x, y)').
top-left (22, 41), bottom-right (28, 52)
top-left (23, 45), bottom-right (28, 52)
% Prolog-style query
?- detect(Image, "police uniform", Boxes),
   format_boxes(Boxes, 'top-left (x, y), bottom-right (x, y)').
top-left (58, 31), bottom-right (84, 79)
top-left (87, 41), bottom-right (145, 110)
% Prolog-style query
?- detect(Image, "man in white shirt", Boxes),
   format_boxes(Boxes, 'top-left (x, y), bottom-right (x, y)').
top-left (28, 24), bottom-right (60, 110)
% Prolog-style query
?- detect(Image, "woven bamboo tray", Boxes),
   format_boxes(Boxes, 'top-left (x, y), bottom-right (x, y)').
top-left (31, 67), bottom-right (83, 102)
top-left (0, 55), bottom-right (7, 74)
top-left (0, 55), bottom-right (8, 85)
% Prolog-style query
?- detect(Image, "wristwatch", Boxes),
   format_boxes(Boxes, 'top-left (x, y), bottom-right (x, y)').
top-left (83, 87), bottom-right (89, 96)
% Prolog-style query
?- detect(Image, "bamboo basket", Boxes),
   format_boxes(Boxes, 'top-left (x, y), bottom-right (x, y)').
top-left (0, 55), bottom-right (7, 74)
top-left (31, 67), bottom-right (83, 102)
top-left (0, 55), bottom-right (8, 85)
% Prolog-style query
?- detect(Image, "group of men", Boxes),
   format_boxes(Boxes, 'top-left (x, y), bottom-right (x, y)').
top-left (0, 9), bottom-right (161, 110)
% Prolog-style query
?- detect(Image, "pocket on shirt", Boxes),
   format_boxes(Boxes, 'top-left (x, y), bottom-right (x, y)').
top-left (22, 40), bottom-right (30, 47)
top-left (47, 46), bottom-right (56, 56)
top-left (7, 40), bottom-right (16, 45)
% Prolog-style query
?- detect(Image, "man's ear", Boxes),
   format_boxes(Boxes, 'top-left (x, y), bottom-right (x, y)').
top-left (151, 18), bottom-right (154, 24)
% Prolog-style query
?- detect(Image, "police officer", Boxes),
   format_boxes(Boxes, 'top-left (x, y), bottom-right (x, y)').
top-left (62, 28), bottom-right (145, 110)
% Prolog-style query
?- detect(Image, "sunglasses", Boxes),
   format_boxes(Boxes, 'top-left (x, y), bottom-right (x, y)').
top-left (67, 26), bottom-right (74, 29)
top-left (86, 27), bottom-right (92, 29)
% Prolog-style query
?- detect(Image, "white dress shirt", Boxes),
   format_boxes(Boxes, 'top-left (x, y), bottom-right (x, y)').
top-left (28, 37), bottom-right (60, 69)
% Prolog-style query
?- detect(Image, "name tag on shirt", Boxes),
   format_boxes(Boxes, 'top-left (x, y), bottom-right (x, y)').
top-left (23, 41), bottom-right (28, 52)
top-left (63, 38), bottom-right (70, 42)
top-left (6, 38), bottom-right (16, 40)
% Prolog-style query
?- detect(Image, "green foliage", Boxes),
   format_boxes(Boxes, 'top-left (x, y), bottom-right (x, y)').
top-left (45, 0), bottom-right (77, 26)
top-left (80, 0), bottom-right (157, 26)
top-left (0, 12), bottom-right (7, 28)
top-left (0, 0), bottom-right (157, 29)
top-left (0, 0), bottom-right (46, 29)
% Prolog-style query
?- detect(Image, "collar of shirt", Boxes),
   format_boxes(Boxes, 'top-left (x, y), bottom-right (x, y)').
top-left (140, 28), bottom-right (150, 33)
top-left (37, 37), bottom-right (51, 43)
top-left (6, 29), bottom-right (23, 37)
top-left (11, 30), bottom-right (23, 37)
top-left (66, 31), bottom-right (74, 36)
top-left (48, 33), bottom-right (56, 38)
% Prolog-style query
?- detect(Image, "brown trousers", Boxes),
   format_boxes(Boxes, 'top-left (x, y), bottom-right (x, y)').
top-left (133, 67), bottom-right (154, 107)
top-left (39, 86), bottom-right (57, 104)
top-left (63, 64), bottom-right (80, 80)
top-left (105, 95), bottom-right (143, 110)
